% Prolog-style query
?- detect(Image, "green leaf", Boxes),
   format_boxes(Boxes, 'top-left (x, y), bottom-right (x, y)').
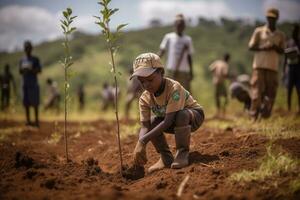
top-left (60, 20), bottom-right (68, 27)
top-left (63, 11), bottom-right (68, 18)
top-left (60, 25), bottom-right (66, 32)
top-left (97, 21), bottom-right (106, 29)
top-left (109, 8), bottom-right (119, 17)
top-left (97, 1), bottom-right (105, 6)
top-left (70, 27), bottom-right (76, 33)
top-left (70, 16), bottom-right (77, 20)
top-left (117, 23), bottom-right (128, 32)
top-left (67, 8), bottom-right (72, 15)
top-left (93, 15), bottom-right (101, 20)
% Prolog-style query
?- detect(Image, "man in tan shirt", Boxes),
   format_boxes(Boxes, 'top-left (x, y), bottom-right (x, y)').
top-left (248, 8), bottom-right (285, 120)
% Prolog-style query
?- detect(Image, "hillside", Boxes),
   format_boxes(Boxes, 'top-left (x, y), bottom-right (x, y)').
top-left (0, 20), bottom-right (296, 114)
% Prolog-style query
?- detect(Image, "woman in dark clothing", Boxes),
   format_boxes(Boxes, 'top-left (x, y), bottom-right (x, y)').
top-left (19, 41), bottom-right (42, 127)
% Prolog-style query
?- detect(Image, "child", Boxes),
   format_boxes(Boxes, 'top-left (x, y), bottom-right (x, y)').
top-left (209, 53), bottom-right (230, 117)
top-left (130, 53), bottom-right (204, 173)
top-left (44, 78), bottom-right (60, 113)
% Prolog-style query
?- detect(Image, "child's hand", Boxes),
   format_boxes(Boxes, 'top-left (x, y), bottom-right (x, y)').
top-left (133, 141), bottom-right (147, 166)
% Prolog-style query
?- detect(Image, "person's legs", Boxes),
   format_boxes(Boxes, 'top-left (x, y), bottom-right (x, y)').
top-left (148, 117), bottom-right (174, 173)
top-left (287, 85), bottom-right (293, 111)
top-left (125, 93), bottom-right (134, 119)
top-left (215, 84), bottom-right (221, 116)
top-left (25, 106), bottom-right (31, 125)
top-left (34, 105), bottom-right (39, 127)
top-left (1, 89), bottom-right (5, 111)
top-left (250, 69), bottom-right (264, 120)
top-left (171, 110), bottom-right (191, 169)
top-left (262, 70), bottom-right (278, 118)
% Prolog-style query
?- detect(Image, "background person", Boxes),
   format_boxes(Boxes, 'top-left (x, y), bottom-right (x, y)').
top-left (19, 41), bottom-right (42, 127)
top-left (248, 8), bottom-right (285, 120)
top-left (158, 14), bottom-right (194, 92)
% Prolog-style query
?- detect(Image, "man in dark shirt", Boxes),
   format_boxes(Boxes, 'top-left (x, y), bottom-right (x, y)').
top-left (19, 41), bottom-right (41, 127)
top-left (0, 64), bottom-right (16, 111)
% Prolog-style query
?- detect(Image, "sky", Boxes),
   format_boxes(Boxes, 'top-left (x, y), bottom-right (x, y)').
top-left (0, 0), bottom-right (299, 52)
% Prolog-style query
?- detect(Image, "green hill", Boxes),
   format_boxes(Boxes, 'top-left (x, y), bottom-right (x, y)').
top-left (0, 19), bottom-right (296, 116)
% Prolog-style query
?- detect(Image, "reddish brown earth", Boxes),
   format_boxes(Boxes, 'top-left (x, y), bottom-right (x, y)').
top-left (0, 119), bottom-right (299, 200)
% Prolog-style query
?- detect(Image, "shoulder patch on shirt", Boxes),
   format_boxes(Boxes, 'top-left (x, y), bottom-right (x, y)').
top-left (172, 90), bottom-right (180, 101)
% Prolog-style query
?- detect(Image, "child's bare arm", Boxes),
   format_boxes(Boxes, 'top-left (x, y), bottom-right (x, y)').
top-left (139, 112), bottom-right (176, 144)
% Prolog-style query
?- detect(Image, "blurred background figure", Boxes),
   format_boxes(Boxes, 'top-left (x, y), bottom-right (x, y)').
top-left (248, 8), bottom-right (285, 120)
top-left (229, 74), bottom-right (251, 111)
top-left (101, 82), bottom-right (117, 111)
top-left (209, 53), bottom-right (230, 117)
top-left (44, 78), bottom-right (60, 114)
top-left (158, 14), bottom-right (194, 92)
top-left (0, 64), bottom-right (16, 111)
top-left (283, 24), bottom-right (300, 115)
top-left (19, 41), bottom-right (42, 127)
top-left (124, 69), bottom-right (143, 120)
top-left (77, 83), bottom-right (85, 111)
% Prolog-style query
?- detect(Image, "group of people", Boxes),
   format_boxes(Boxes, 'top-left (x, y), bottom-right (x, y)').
top-left (130, 8), bottom-right (299, 174)
top-left (208, 8), bottom-right (299, 120)
top-left (0, 6), bottom-right (299, 174)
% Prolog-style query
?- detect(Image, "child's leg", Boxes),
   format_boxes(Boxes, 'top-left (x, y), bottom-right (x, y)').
top-left (171, 110), bottom-right (192, 169)
top-left (171, 108), bottom-right (204, 169)
top-left (148, 117), bottom-right (173, 173)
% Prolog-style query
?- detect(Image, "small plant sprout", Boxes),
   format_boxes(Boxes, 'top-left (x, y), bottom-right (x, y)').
top-left (94, 0), bottom-right (127, 173)
top-left (60, 7), bottom-right (77, 162)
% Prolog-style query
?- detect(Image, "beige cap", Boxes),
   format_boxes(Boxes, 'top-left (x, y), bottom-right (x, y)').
top-left (266, 8), bottom-right (279, 19)
top-left (130, 53), bottom-right (164, 80)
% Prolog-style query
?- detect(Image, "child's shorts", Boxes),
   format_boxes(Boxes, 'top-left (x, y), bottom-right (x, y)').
top-left (153, 108), bottom-right (204, 133)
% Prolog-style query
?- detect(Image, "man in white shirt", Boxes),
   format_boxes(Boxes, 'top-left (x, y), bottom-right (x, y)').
top-left (158, 14), bottom-right (194, 92)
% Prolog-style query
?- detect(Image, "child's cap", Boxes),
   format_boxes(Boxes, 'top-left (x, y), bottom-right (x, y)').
top-left (130, 53), bottom-right (163, 80)
top-left (266, 8), bottom-right (279, 19)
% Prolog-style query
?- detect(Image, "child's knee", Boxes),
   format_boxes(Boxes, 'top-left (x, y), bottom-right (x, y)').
top-left (175, 110), bottom-right (190, 126)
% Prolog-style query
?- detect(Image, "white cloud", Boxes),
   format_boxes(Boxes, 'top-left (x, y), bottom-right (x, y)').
top-left (263, 0), bottom-right (300, 21)
top-left (0, 5), bottom-right (62, 52)
top-left (0, 5), bottom-right (98, 52)
top-left (139, 0), bottom-right (234, 25)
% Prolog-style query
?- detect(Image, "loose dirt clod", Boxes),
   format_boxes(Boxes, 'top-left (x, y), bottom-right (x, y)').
top-left (15, 151), bottom-right (34, 168)
top-left (122, 165), bottom-right (145, 180)
top-left (41, 178), bottom-right (56, 189)
top-left (24, 169), bottom-right (38, 179)
top-left (82, 157), bottom-right (102, 176)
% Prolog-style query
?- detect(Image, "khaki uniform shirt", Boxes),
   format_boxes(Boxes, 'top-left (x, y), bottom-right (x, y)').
top-left (209, 60), bottom-right (229, 85)
top-left (248, 25), bottom-right (285, 71)
top-left (139, 78), bottom-right (201, 122)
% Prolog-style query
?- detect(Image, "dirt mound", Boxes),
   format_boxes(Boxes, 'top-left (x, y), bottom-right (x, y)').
top-left (82, 157), bottom-right (102, 176)
top-left (122, 165), bottom-right (145, 180)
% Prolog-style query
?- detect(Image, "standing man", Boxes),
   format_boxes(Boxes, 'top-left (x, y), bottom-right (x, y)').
top-left (248, 8), bottom-right (285, 120)
top-left (19, 41), bottom-right (42, 127)
top-left (209, 53), bottom-right (230, 117)
top-left (283, 24), bottom-right (300, 114)
top-left (0, 64), bottom-right (16, 111)
top-left (158, 14), bottom-right (194, 92)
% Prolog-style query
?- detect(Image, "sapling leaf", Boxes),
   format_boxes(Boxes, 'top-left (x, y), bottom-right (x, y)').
top-left (67, 8), bottom-right (72, 15)
top-left (117, 24), bottom-right (128, 32)
top-left (63, 11), bottom-right (68, 18)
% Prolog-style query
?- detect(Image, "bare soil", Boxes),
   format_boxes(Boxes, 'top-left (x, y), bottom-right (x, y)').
top-left (0, 119), bottom-right (299, 200)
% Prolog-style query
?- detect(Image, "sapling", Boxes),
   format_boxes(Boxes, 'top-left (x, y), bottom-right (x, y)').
top-left (60, 7), bottom-right (77, 162)
top-left (94, 0), bottom-right (127, 173)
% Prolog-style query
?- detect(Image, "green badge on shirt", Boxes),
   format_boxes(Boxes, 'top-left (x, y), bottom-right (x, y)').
top-left (172, 90), bottom-right (180, 101)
